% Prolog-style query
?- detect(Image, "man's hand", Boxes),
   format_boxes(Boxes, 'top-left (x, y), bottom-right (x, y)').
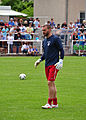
top-left (34, 58), bottom-right (41, 68)
top-left (54, 59), bottom-right (63, 70)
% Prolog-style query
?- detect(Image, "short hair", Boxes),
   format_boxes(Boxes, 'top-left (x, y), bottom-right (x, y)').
top-left (42, 24), bottom-right (51, 29)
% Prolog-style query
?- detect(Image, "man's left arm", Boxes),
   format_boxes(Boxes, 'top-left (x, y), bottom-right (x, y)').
top-left (55, 36), bottom-right (64, 70)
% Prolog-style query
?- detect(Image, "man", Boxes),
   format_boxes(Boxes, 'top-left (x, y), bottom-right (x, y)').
top-left (34, 24), bottom-right (64, 109)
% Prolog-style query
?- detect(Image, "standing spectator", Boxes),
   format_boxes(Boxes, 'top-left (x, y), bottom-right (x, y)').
top-left (14, 33), bottom-right (22, 54)
top-left (8, 18), bottom-right (15, 27)
top-left (7, 32), bottom-right (14, 53)
top-left (34, 24), bottom-right (64, 109)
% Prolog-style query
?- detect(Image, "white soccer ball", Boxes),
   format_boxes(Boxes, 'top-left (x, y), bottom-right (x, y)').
top-left (19, 73), bottom-right (26, 80)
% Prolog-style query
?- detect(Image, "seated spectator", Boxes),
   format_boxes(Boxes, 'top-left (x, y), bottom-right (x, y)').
top-left (83, 20), bottom-right (86, 28)
top-left (16, 26), bottom-right (21, 33)
top-left (18, 19), bottom-right (23, 26)
top-left (10, 26), bottom-right (17, 34)
top-left (0, 28), bottom-right (3, 40)
top-left (14, 33), bottom-right (22, 54)
top-left (8, 18), bottom-right (15, 27)
top-left (32, 46), bottom-right (39, 56)
top-left (14, 18), bottom-right (18, 26)
top-left (80, 25), bottom-right (85, 33)
top-left (61, 21), bottom-right (67, 29)
top-left (78, 32), bottom-right (85, 45)
top-left (0, 28), bottom-right (3, 47)
top-left (73, 31), bottom-right (78, 45)
top-left (21, 42), bottom-right (29, 54)
top-left (28, 45), bottom-right (33, 55)
top-left (24, 20), bottom-right (28, 27)
top-left (7, 32), bottom-right (14, 53)
top-left (33, 18), bottom-right (40, 30)
top-left (0, 20), bottom-right (5, 28)
top-left (76, 19), bottom-right (81, 28)
top-left (19, 24), bottom-right (26, 39)
top-left (56, 24), bottom-right (60, 29)
top-left (50, 18), bottom-right (55, 29)
top-left (68, 22), bottom-right (73, 29)
top-left (46, 21), bottom-right (50, 25)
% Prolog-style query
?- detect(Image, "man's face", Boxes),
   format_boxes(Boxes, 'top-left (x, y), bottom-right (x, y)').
top-left (42, 26), bottom-right (50, 37)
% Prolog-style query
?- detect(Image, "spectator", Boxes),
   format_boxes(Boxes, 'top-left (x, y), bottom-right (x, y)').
top-left (7, 32), bottom-right (14, 53)
top-left (32, 46), bottom-right (39, 56)
top-left (0, 20), bottom-right (5, 28)
top-left (19, 24), bottom-right (26, 39)
top-left (25, 22), bottom-right (34, 40)
top-left (16, 26), bottom-right (21, 33)
top-left (14, 33), bottom-right (22, 54)
top-left (0, 28), bottom-right (3, 47)
top-left (28, 45), bottom-right (33, 55)
top-left (68, 22), bottom-right (73, 29)
top-left (0, 28), bottom-right (3, 40)
top-left (73, 31), bottom-right (78, 45)
top-left (76, 19), bottom-right (81, 28)
top-left (34, 18), bottom-right (40, 30)
top-left (46, 21), bottom-right (50, 25)
top-left (80, 25), bottom-right (85, 33)
top-left (21, 42), bottom-right (29, 54)
top-left (18, 19), bottom-right (23, 26)
top-left (50, 18), bottom-right (55, 29)
top-left (61, 21), bottom-right (67, 29)
top-left (8, 18), bottom-right (15, 27)
top-left (14, 18), bottom-right (18, 26)
top-left (2, 26), bottom-right (9, 40)
top-left (56, 24), bottom-right (60, 29)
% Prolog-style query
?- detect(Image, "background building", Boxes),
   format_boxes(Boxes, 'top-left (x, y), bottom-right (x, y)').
top-left (34, 0), bottom-right (85, 25)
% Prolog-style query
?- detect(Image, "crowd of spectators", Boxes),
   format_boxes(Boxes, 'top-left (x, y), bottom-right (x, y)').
top-left (21, 43), bottom-right (39, 56)
top-left (0, 17), bottom-right (86, 55)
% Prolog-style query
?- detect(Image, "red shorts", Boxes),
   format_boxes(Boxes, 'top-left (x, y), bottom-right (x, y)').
top-left (45, 65), bottom-right (59, 81)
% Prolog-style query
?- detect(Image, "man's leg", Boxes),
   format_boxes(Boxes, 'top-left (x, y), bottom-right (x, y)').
top-left (48, 81), bottom-right (57, 105)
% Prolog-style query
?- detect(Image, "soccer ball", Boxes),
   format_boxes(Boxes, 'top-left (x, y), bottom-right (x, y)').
top-left (19, 73), bottom-right (26, 80)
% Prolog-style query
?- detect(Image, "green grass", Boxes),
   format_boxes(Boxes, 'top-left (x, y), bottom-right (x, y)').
top-left (0, 56), bottom-right (86, 120)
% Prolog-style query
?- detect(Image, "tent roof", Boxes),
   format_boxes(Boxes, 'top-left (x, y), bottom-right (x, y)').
top-left (0, 6), bottom-right (27, 16)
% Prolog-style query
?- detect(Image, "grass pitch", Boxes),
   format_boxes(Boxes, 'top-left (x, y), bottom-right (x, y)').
top-left (0, 56), bottom-right (86, 120)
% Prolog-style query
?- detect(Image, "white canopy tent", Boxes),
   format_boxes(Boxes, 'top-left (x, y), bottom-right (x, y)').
top-left (0, 6), bottom-right (27, 16)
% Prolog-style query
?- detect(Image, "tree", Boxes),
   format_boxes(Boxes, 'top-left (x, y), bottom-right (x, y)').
top-left (0, 0), bottom-right (33, 17)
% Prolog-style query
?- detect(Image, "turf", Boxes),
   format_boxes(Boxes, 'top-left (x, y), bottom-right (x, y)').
top-left (0, 56), bottom-right (86, 120)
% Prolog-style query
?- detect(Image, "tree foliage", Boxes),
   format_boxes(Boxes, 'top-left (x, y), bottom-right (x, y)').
top-left (0, 0), bottom-right (33, 17)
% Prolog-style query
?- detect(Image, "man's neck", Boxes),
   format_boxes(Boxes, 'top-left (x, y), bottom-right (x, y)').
top-left (47, 33), bottom-right (52, 38)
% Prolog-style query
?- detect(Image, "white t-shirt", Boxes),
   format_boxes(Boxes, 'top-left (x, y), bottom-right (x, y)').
top-left (7, 36), bottom-right (14, 44)
top-left (21, 44), bottom-right (29, 51)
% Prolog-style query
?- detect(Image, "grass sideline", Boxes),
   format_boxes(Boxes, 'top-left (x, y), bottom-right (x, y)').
top-left (0, 56), bottom-right (86, 120)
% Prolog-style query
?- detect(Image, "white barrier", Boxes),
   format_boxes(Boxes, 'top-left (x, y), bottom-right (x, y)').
top-left (0, 40), bottom-right (43, 55)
